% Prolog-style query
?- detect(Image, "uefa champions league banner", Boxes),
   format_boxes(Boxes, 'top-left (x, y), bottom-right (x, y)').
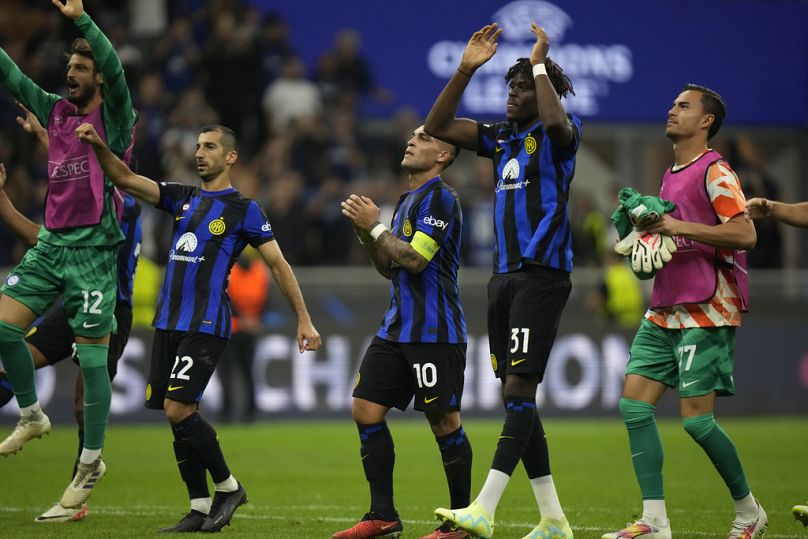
top-left (253, 0), bottom-right (808, 125)
top-left (4, 271), bottom-right (806, 423)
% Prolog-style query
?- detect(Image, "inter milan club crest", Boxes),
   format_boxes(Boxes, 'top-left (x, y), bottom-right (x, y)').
top-left (525, 135), bottom-right (537, 154)
top-left (209, 217), bottom-right (226, 235)
top-left (403, 219), bottom-right (413, 237)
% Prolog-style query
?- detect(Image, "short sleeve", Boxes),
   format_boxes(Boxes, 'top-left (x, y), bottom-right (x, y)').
top-left (706, 161), bottom-right (746, 223)
top-left (555, 114), bottom-right (583, 157)
top-left (244, 200), bottom-right (275, 247)
top-left (414, 187), bottom-right (459, 248)
top-left (477, 122), bottom-right (498, 158)
top-left (156, 182), bottom-right (193, 215)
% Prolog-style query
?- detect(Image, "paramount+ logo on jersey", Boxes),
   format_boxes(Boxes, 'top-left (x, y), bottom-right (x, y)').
top-left (168, 232), bottom-right (206, 264)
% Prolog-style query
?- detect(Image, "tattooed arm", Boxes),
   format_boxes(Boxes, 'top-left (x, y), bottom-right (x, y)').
top-left (343, 195), bottom-right (429, 279)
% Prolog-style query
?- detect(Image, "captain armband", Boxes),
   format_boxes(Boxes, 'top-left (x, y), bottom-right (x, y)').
top-left (410, 231), bottom-right (440, 262)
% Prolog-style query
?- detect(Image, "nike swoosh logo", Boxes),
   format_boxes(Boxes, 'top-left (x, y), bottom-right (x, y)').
top-left (84, 402), bottom-right (99, 407)
top-left (631, 451), bottom-right (645, 458)
top-left (495, 146), bottom-right (503, 152)
top-left (424, 396), bottom-right (439, 404)
top-left (379, 523), bottom-right (398, 531)
top-left (167, 385), bottom-right (184, 391)
top-left (82, 322), bottom-right (101, 328)
top-left (682, 380), bottom-right (700, 388)
top-left (176, 216), bottom-right (186, 221)
top-left (511, 358), bottom-right (527, 366)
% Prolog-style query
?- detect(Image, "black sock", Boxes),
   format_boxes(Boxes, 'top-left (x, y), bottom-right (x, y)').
top-left (521, 411), bottom-right (551, 479)
top-left (173, 438), bottom-right (210, 500)
top-left (435, 425), bottom-right (472, 509)
top-left (491, 398), bottom-right (536, 475)
top-left (172, 412), bottom-right (231, 483)
top-left (357, 422), bottom-right (396, 519)
top-left (72, 430), bottom-right (85, 478)
top-left (0, 371), bottom-right (14, 407)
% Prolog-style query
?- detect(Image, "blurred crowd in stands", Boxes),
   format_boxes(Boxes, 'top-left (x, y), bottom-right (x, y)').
top-left (0, 1), bottom-right (785, 285)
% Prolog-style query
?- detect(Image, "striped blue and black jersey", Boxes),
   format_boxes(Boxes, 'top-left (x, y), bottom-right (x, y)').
top-left (116, 193), bottom-right (141, 306)
top-left (152, 182), bottom-right (275, 338)
top-left (477, 115), bottom-right (582, 273)
top-left (377, 176), bottom-right (466, 344)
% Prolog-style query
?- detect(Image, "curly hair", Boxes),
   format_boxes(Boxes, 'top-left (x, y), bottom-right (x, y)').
top-left (505, 57), bottom-right (575, 99)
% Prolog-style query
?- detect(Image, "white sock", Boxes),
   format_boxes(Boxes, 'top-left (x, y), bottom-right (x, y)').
top-left (191, 497), bottom-right (211, 514)
top-left (214, 474), bottom-right (238, 492)
top-left (20, 402), bottom-right (41, 417)
top-left (530, 475), bottom-right (565, 521)
top-left (734, 493), bottom-right (758, 521)
top-left (79, 448), bottom-right (102, 465)
top-left (476, 469), bottom-right (510, 517)
top-left (641, 499), bottom-right (668, 528)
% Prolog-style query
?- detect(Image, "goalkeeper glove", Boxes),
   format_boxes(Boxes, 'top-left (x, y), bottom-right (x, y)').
top-left (631, 232), bottom-right (666, 274)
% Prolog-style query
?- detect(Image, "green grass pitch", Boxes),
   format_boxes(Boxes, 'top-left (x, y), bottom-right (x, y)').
top-left (0, 417), bottom-right (805, 538)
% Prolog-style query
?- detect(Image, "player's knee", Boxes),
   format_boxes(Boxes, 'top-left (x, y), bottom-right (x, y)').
top-left (351, 398), bottom-right (386, 424)
top-left (682, 413), bottom-right (715, 443)
top-left (619, 397), bottom-right (655, 427)
top-left (425, 409), bottom-right (461, 436)
top-left (0, 320), bottom-right (25, 345)
top-left (164, 399), bottom-right (196, 424)
top-left (502, 373), bottom-right (539, 400)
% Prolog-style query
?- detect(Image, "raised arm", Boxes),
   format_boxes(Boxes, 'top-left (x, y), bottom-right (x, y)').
top-left (424, 24), bottom-right (503, 151)
top-left (76, 123), bottom-right (159, 205)
top-left (746, 197), bottom-right (808, 228)
top-left (0, 164), bottom-right (40, 247)
top-left (0, 51), bottom-right (60, 126)
top-left (256, 240), bottom-right (321, 353)
top-left (529, 22), bottom-right (573, 148)
top-left (341, 194), bottom-right (429, 276)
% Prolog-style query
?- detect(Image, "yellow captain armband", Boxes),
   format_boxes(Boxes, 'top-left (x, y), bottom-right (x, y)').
top-left (410, 231), bottom-right (440, 261)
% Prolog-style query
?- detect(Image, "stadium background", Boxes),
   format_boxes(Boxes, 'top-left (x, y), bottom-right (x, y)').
top-left (0, 0), bottom-right (806, 423)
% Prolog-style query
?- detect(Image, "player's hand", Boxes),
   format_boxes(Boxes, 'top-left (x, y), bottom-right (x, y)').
top-left (529, 22), bottom-right (550, 64)
top-left (637, 213), bottom-right (682, 236)
top-left (460, 24), bottom-right (502, 72)
top-left (0, 163), bottom-right (7, 190)
top-left (631, 232), bottom-right (667, 273)
top-left (15, 101), bottom-right (49, 149)
top-left (745, 197), bottom-right (771, 221)
top-left (76, 122), bottom-right (103, 147)
top-left (297, 321), bottom-right (321, 352)
top-left (340, 194), bottom-right (381, 231)
top-left (52, 0), bottom-right (84, 20)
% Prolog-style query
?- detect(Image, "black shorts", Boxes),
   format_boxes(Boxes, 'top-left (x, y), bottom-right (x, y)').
top-left (145, 329), bottom-right (228, 409)
top-left (487, 265), bottom-right (571, 381)
top-left (25, 301), bottom-right (133, 381)
top-left (353, 336), bottom-right (466, 412)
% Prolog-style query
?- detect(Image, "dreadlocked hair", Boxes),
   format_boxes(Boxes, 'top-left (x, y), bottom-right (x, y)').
top-left (505, 57), bottom-right (575, 98)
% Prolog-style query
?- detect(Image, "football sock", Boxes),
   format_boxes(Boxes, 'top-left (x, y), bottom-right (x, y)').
top-left (530, 475), bottom-right (565, 521)
top-left (72, 430), bottom-right (85, 477)
top-left (620, 398), bottom-right (665, 500)
top-left (521, 411), bottom-right (551, 478)
top-left (357, 421), bottom-right (396, 519)
top-left (0, 370), bottom-right (14, 407)
top-left (683, 413), bottom-right (750, 500)
top-left (435, 425), bottom-right (472, 509)
top-left (214, 474), bottom-right (238, 492)
top-left (173, 438), bottom-right (210, 500)
top-left (0, 321), bottom-right (37, 407)
top-left (173, 412), bottom-right (232, 483)
top-left (642, 499), bottom-right (668, 527)
top-left (521, 412), bottom-right (565, 520)
top-left (491, 398), bottom-right (536, 475)
top-left (79, 447), bottom-right (101, 465)
top-left (733, 493), bottom-right (758, 521)
top-left (191, 497), bottom-right (212, 515)
top-left (476, 469), bottom-right (509, 517)
top-left (76, 344), bottom-right (111, 451)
